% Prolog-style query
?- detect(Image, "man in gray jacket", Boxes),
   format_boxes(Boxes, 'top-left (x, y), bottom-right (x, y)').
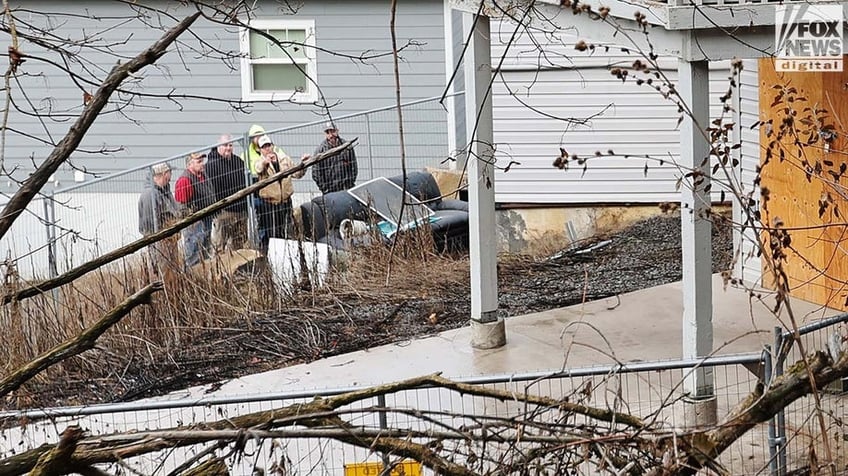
top-left (312, 121), bottom-right (357, 194)
top-left (138, 163), bottom-right (179, 236)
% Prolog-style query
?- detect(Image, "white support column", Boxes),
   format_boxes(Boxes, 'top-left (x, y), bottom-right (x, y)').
top-left (464, 12), bottom-right (505, 349)
top-left (679, 59), bottom-right (714, 398)
top-left (443, 2), bottom-right (466, 168)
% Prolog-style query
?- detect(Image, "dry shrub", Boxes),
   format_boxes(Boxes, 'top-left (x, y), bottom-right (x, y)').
top-left (1, 226), bottom-right (471, 385)
top-left (0, 261), bottom-right (47, 377)
top-left (1, 225), bottom-right (472, 404)
top-left (331, 226), bottom-right (469, 299)
top-left (0, 244), bottom-right (280, 391)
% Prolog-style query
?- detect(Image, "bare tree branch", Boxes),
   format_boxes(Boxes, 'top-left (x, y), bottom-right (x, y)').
top-left (0, 139), bottom-right (355, 305)
top-left (1, 353), bottom-right (846, 476)
top-left (0, 281), bottom-right (162, 398)
top-left (0, 11), bottom-right (202, 240)
top-left (0, 371), bottom-right (643, 476)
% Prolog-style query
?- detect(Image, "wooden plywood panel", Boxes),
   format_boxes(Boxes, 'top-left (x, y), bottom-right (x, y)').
top-left (819, 71), bottom-right (848, 308)
top-left (758, 57), bottom-right (848, 310)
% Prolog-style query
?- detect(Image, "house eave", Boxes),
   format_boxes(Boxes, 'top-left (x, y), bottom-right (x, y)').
top-left (665, 1), bottom-right (847, 30)
top-left (450, 0), bottom-right (848, 59)
top-left (448, 0), bottom-right (779, 60)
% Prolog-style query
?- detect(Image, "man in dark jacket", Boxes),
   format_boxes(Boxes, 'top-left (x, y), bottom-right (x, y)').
top-left (175, 152), bottom-right (216, 267)
top-left (205, 134), bottom-right (249, 251)
top-left (138, 163), bottom-right (178, 236)
top-left (312, 121), bottom-right (357, 194)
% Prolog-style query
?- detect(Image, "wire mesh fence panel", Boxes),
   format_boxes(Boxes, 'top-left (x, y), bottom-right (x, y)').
top-left (266, 98), bottom-right (454, 196)
top-left (715, 362), bottom-right (776, 475)
top-left (778, 315), bottom-right (848, 475)
top-left (1, 196), bottom-right (53, 279)
top-left (0, 354), bottom-right (779, 475)
top-left (34, 140), bottom-right (250, 277)
top-left (3, 97), bottom-right (455, 279)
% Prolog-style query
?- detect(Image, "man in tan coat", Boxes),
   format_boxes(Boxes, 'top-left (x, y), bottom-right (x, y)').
top-left (254, 134), bottom-right (306, 251)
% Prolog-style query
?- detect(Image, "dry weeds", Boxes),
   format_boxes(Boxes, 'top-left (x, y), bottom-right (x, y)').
top-left (0, 212), bottom-right (733, 409)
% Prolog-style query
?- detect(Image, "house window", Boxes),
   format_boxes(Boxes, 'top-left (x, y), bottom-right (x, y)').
top-left (240, 19), bottom-right (316, 102)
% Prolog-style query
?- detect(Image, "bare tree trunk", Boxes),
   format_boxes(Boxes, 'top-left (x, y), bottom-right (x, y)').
top-left (0, 12), bottom-right (202, 241)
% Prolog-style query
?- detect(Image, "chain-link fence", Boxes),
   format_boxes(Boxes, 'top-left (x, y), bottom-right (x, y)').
top-left (0, 351), bottom-right (795, 475)
top-left (2, 313), bottom-right (845, 475)
top-left (1, 93), bottom-right (461, 279)
top-left (769, 313), bottom-right (848, 475)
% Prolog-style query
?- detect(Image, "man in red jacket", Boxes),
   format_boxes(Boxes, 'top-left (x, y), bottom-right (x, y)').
top-left (175, 152), bottom-right (215, 268)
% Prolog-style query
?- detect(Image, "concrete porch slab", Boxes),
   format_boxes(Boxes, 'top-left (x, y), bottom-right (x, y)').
top-left (173, 274), bottom-right (838, 399)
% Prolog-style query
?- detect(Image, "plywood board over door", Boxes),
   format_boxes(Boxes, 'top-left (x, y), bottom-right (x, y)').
top-left (758, 57), bottom-right (848, 311)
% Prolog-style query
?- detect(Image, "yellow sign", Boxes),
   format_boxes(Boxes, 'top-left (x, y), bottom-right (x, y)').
top-left (344, 460), bottom-right (422, 476)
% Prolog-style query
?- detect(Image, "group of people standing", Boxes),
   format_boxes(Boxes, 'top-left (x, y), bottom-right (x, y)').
top-left (137, 122), bottom-right (358, 268)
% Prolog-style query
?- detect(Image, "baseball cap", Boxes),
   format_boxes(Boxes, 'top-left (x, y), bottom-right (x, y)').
top-left (256, 135), bottom-right (274, 147)
top-left (323, 121), bottom-right (337, 132)
top-left (257, 135), bottom-right (273, 148)
top-left (186, 152), bottom-right (206, 164)
top-left (151, 163), bottom-right (171, 175)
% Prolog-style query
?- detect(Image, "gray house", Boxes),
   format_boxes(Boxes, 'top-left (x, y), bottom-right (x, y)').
top-left (5, 0), bottom-right (449, 188)
top-left (4, 0), bottom-right (763, 280)
top-left (7, 1), bottom-right (747, 201)
top-left (1, 0), bottom-right (455, 276)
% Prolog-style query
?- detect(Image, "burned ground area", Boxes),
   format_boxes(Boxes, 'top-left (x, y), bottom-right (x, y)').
top-left (17, 212), bottom-right (734, 408)
top-left (498, 212), bottom-right (734, 314)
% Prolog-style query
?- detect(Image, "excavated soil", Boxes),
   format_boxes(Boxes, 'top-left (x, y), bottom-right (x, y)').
top-left (18, 212), bottom-right (734, 408)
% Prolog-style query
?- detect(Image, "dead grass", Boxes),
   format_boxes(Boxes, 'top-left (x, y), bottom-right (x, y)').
top-left (0, 212), bottom-right (743, 407)
top-left (336, 230), bottom-right (468, 298)
top-left (0, 229), bottom-right (474, 405)
top-left (0, 243), bottom-right (281, 392)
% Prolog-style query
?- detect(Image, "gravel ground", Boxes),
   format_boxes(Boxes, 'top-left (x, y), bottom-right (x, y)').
top-left (16, 212), bottom-right (734, 407)
top-left (499, 212), bottom-right (733, 314)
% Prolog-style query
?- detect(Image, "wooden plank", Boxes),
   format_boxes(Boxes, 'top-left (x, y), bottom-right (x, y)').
top-left (757, 57), bottom-right (848, 310)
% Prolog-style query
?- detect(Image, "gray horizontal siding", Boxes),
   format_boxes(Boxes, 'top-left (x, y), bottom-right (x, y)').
top-left (3, 0), bottom-right (447, 187)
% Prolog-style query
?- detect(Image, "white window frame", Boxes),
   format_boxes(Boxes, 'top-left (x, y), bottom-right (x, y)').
top-left (239, 19), bottom-right (317, 103)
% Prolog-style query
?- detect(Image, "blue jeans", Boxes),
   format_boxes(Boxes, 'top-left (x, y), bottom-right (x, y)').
top-left (182, 220), bottom-right (209, 268)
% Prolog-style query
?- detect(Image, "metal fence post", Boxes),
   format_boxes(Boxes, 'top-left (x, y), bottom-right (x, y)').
top-left (42, 193), bottom-right (58, 278)
top-left (764, 344), bottom-right (777, 476)
top-left (365, 114), bottom-right (375, 180)
top-left (243, 133), bottom-right (259, 249)
top-left (774, 326), bottom-right (787, 476)
top-left (377, 394), bottom-right (390, 470)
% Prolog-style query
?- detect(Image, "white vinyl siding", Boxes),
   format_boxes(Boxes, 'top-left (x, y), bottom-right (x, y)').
top-left (489, 21), bottom-right (739, 205)
top-left (240, 19), bottom-right (317, 102)
top-left (738, 60), bottom-right (763, 286)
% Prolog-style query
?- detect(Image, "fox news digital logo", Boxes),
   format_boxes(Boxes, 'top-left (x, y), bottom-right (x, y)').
top-left (776, 5), bottom-right (843, 72)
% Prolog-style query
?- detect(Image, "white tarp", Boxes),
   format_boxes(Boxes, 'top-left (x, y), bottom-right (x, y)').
top-left (266, 238), bottom-right (331, 291)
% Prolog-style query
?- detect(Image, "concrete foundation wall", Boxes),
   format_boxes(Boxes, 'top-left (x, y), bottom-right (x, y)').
top-left (496, 205), bottom-right (665, 253)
